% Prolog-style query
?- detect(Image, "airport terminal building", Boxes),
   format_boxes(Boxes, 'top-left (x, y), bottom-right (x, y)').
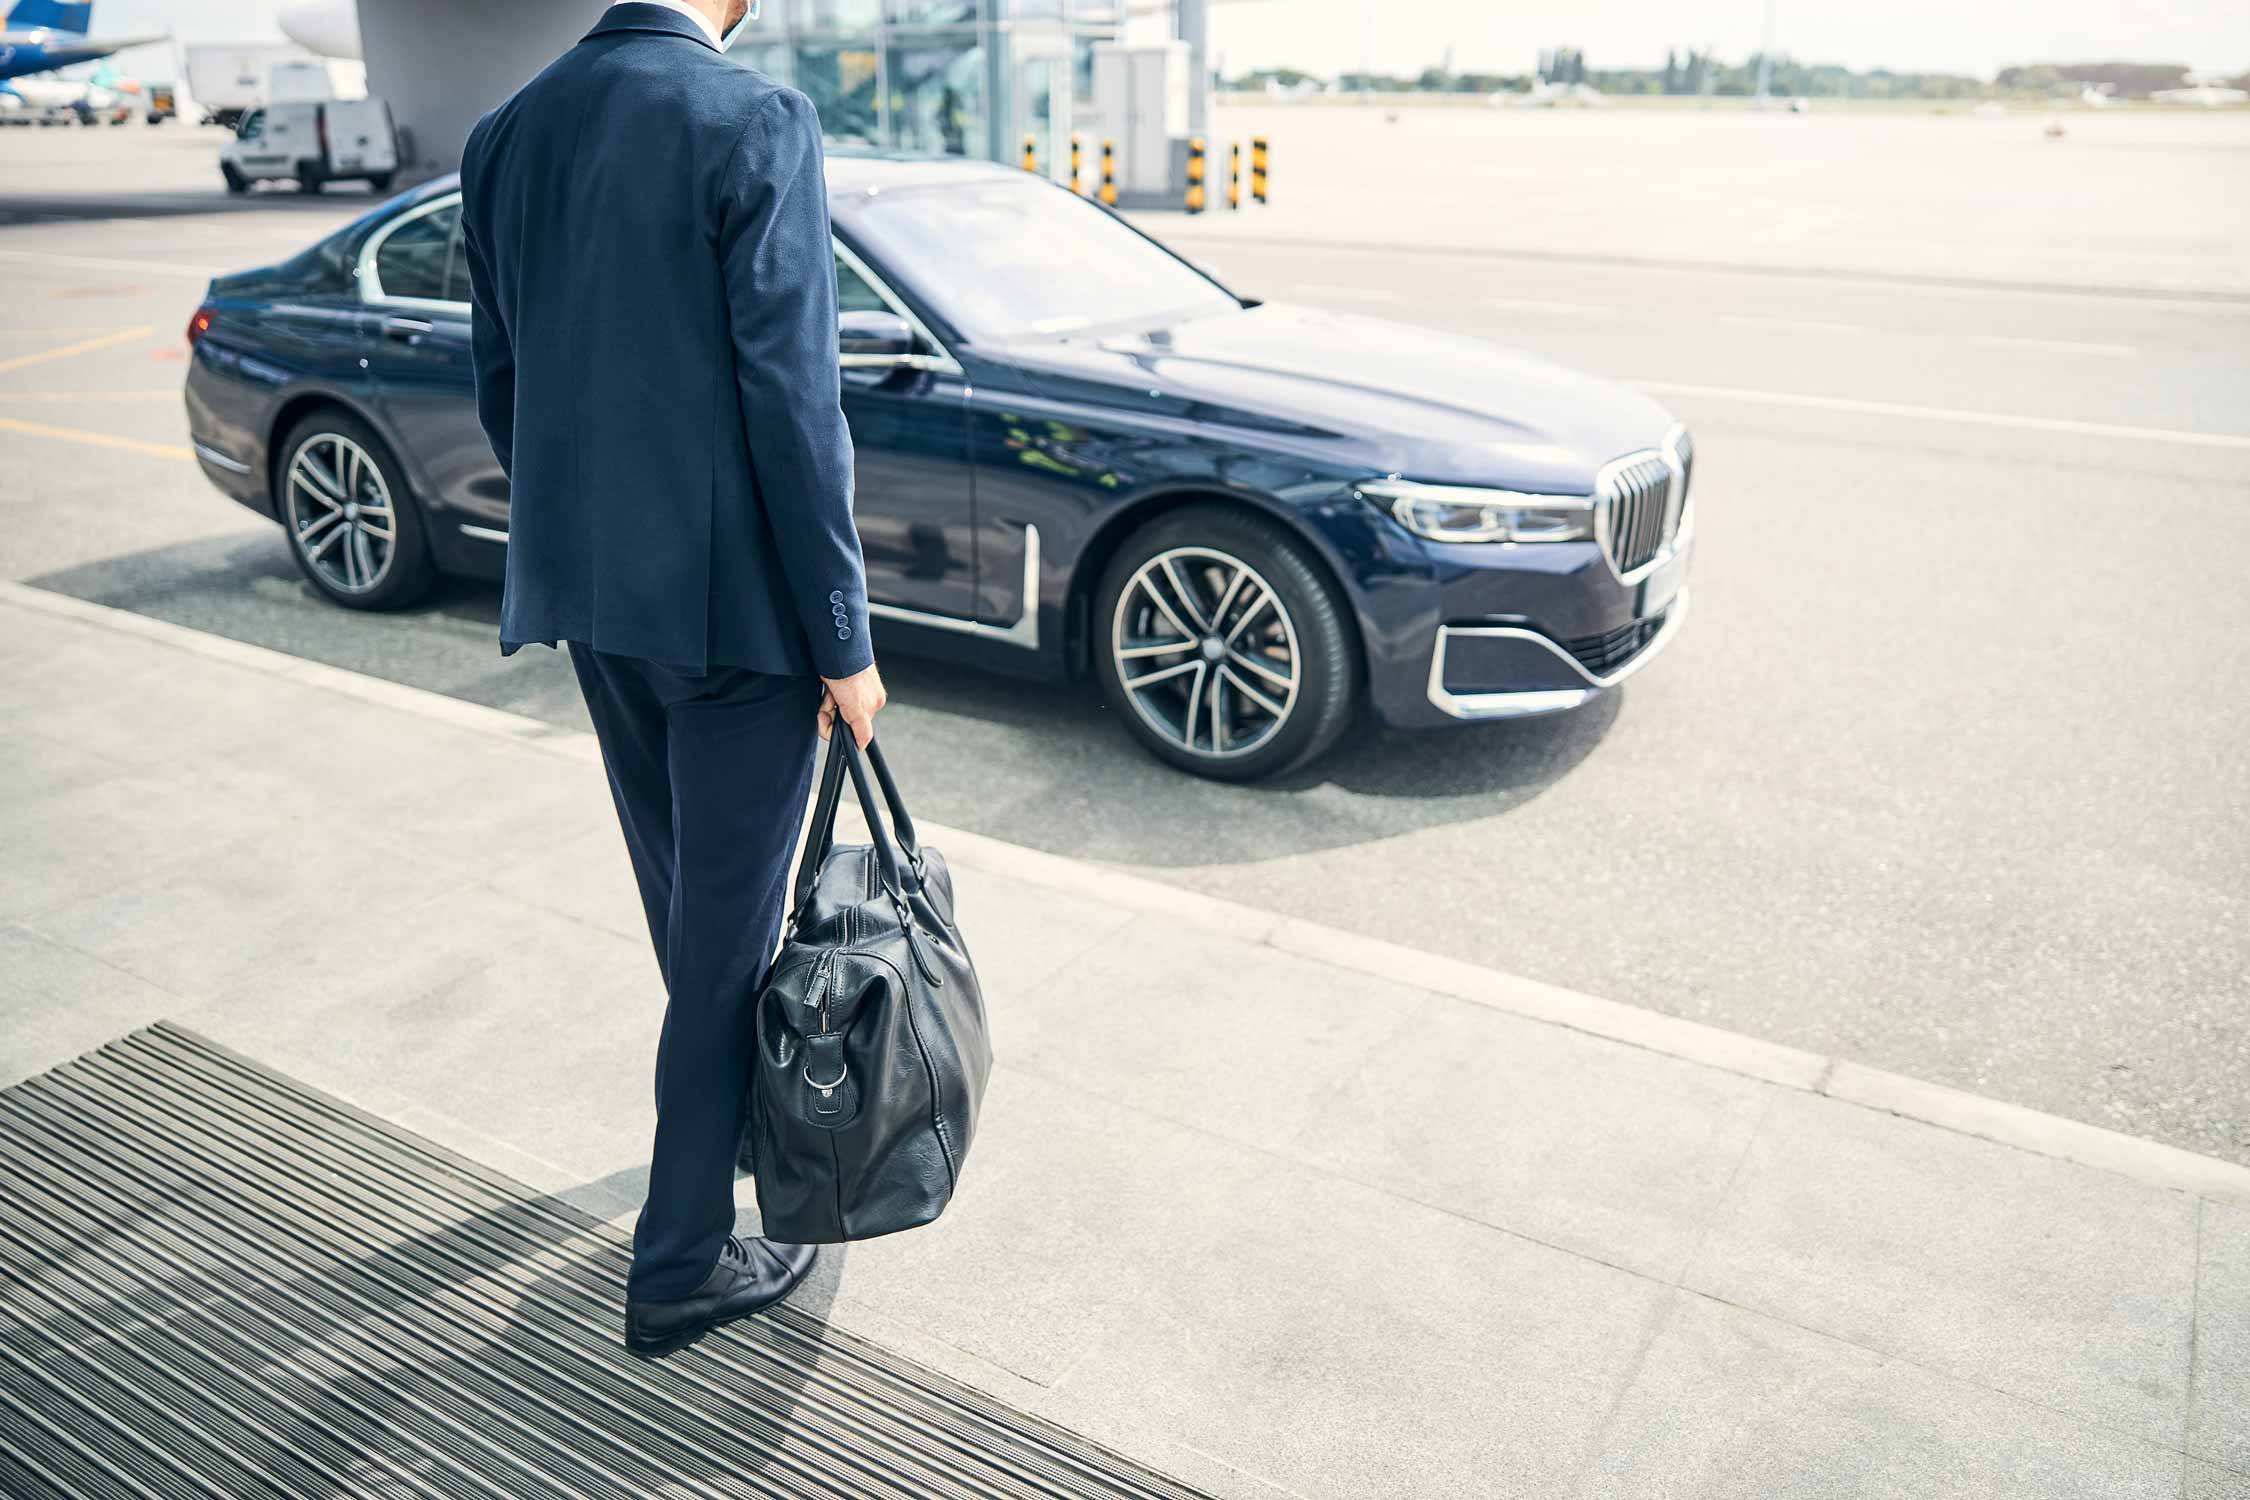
top-left (363, 0), bottom-right (1129, 182)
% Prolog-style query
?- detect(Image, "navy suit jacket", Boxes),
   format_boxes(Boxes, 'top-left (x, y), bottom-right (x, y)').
top-left (459, 3), bottom-right (872, 679)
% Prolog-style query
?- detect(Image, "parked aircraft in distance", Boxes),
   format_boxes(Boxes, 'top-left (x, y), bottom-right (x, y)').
top-left (0, 0), bottom-right (164, 83)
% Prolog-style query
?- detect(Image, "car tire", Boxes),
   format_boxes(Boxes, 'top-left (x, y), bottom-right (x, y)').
top-left (296, 162), bottom-right (325, 194)
top-left (221, 163), bottom-right (248, 194)
top-left (366, 172), bottom-right (394, 194)
top-left (1093, 503), bottom-right (1359, 781)
top-left (275, 408), bottom-right (435, 611)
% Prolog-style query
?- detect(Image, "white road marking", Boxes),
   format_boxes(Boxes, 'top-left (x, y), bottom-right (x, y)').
top-left (1630, 378), bottom-right (2250, 452)
top-left (1970, 334), bottom-right (2138, 358)
top-left (1720, 314), bottom-right (1866, 335)
top-left (1290, 284), bottom-right (1403, 304)
top-left (1481, 297), bottom-right (1618, 319)
top-left (1159, 231), bottom-right (2250, 312)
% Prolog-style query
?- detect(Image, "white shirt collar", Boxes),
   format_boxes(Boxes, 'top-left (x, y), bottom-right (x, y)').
top-left (609, 0), bottom-right (724, 49)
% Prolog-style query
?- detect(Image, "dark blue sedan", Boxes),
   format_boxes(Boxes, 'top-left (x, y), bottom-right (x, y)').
top-left (185, 154), bottom-right (1692, 780)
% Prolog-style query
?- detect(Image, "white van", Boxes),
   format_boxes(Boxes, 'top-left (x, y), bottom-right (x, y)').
top-left (220, 97), bottom-right (398, 195)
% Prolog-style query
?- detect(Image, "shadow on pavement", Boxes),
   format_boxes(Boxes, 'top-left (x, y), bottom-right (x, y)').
top-left (31, 531), bottom-right (1619, 865)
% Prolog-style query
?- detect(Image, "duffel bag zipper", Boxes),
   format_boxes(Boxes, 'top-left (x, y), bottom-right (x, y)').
top-left (784, 945), bottom-right (956, 1180)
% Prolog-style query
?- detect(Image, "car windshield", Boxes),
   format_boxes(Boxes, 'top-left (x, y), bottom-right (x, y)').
top-left (839, 176), bottom-right (1239, 344)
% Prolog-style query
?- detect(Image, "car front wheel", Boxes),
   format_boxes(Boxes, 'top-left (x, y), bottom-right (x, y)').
top-left (1093, 504), bottom-right (1359, 781)
top-left (277, 409), bottom-right (433, 610)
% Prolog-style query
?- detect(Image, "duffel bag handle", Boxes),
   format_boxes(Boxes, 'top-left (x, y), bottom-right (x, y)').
top-left (863, 740), bottom-right (923, 873)
top-left (789, 731), bottom-right (915, 918)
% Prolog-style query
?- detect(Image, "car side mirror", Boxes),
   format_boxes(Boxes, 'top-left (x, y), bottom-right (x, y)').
top-left (839, 309), bottom-right (915, 369)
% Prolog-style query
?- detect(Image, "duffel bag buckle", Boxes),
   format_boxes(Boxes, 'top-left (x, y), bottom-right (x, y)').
top-left (804, 1061), bottom-right (848, 1099)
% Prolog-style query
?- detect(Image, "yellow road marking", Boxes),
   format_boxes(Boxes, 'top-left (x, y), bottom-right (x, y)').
top-left (0, 416), bottom-right (192, 462)
top-left (0, 325), bottom-right (158, 377)
top-left (0, 390), bottom-right (178, 404)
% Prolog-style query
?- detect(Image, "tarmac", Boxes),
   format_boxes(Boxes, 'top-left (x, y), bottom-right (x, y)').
top-left (3, 577), bottom-right (2246, 1499)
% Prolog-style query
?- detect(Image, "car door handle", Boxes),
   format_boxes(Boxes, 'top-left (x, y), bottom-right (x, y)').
top-left (380, 316), bottom-right (434, 342)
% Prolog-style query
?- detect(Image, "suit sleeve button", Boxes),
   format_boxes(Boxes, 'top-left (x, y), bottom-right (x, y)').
top-left (829, 590), bottom-right (844, 603)
top-left (837, 626), bottom-right (851, 639)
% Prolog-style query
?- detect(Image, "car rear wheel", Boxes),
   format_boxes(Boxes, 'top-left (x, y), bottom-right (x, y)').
top-left (277, 409), bottom-right (433, 611)
top-left (1093, 504), bottom-right (1359, 781)
top-left (296, 161), bottom-right (325, 194)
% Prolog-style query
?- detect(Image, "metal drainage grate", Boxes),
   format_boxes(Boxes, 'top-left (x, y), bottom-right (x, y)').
top-left (0, 1024), bottom-right (1213, 1500)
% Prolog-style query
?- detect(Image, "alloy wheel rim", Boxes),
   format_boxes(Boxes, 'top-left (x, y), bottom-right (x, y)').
top-left (1111, 545), bottom-right (1300, 759)
top-left (286, 433), bottom-right (395, 594)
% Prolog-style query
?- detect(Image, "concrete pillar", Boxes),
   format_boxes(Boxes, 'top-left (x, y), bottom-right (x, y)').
top-left (1175, 0), bottom-right (1207, 137)
top-left (358, 0), bottom-right (601, 178)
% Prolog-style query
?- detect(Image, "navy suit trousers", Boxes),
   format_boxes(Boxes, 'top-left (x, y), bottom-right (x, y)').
top-left (567, 642), bottom-right (821, 1302)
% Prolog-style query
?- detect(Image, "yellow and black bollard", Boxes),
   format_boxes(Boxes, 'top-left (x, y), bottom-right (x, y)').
top-left (1099, 139), bottom-right (1117, 206)
top-left (1229, 141), bottom-right (1241, 209)
top-left (1070, 132), bottom-right (1083, 195)
top-left (1185, 136), bottom-right (1206, 214)
top-left (1251, 135), bottom-right (1268, 205)
top-left (1021, 133), bottom-right (1037, 174)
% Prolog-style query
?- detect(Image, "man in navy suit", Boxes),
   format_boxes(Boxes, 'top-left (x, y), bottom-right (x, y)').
top-left (460, 0), bottom-right (887, 1358)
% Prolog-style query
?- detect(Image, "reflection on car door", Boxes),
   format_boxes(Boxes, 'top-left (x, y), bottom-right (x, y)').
top-left (834, 251), bottom-right (977, 621)
top-left (358, 197), bottom-right (509, 541)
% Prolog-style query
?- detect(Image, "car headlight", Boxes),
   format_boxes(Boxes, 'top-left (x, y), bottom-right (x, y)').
top-left (1358, 479), bottom-right (1595, 545)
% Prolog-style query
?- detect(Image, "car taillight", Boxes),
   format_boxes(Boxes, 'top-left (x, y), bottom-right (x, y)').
top-left (187, 305), bottom-right (214, 347)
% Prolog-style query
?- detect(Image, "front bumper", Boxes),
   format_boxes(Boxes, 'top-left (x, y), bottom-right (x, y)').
top-left (1426, 586), bottom-right (1688, 720)
top-left (1360, 515), bottom-right (1694, 729)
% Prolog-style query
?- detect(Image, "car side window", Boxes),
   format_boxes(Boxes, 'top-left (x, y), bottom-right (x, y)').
top-left (835, 253), bottom-right (890, 316)
top-left (238, 109), bottom-right (263, 141)
top-left (373, 203), bottom-right (458, 303)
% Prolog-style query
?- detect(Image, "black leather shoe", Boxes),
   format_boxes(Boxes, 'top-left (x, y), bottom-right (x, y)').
top-left (624, 1236), bottom-right (817, 1359)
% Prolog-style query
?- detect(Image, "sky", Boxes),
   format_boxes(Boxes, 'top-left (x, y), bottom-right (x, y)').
top-left (1190, 0), bottom-right (2250, 79)
top-left (53, 0), bottom-right (2250, 85)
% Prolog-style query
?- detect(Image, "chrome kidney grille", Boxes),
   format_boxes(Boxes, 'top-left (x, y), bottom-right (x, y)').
top-left (1595, 426), bottom-right (1693, 580)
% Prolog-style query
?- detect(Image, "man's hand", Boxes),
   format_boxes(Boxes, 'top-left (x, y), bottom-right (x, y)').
top-left (819, 662), bottom-right (887, 748)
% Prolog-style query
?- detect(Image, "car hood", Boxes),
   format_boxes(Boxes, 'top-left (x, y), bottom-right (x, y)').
top-left (982, 301), bottom-right (1675, 493)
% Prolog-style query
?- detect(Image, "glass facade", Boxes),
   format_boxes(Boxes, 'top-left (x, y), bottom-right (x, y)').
top-left (729, 0), bottom-right (1118, 172)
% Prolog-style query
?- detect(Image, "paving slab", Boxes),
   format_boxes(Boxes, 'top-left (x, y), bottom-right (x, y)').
top-left (994, 914), bottom-right (1432, 1154)
top-left (1683, 1087), bottom-right (2199, 1446)
top-left (180, 881), bottom-right (664, 1186)
top-left (2189, 1460), bottom-right (2250, 1499)
top-left (0, 923), bottom-right (180, 1088)
top-left (2197, 1199), bottom-right (2250, 1473)
top-left (1581, 1290), bottom-right (2187, 1500)
top-left (1036, 1160), bottom-right (1674, 1500)
top-left (812, 1064), bottom-right (1273, 1391)
top-left (1283, 992), bottom-right (1774, 1280)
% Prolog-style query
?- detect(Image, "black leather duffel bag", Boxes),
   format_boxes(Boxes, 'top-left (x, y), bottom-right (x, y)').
top-left (748, 733), bottom-right (991, 1244)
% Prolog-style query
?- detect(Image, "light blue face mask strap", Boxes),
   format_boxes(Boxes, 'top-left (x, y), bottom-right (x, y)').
top-left (721, 0), bottom-right (759, 50)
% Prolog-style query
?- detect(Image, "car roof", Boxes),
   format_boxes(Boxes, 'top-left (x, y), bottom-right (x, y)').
top-left (411, 150), bottom-right (1017, 209)
top-left (822, 151), bottom-right (1021, 195)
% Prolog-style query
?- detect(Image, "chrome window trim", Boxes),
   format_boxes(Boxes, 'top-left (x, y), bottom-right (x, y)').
top-left (1424, 588), bottom-right (1690, 721)
top-left (832, 236), bottom-right (963, 376)
top-left (867, 524), bottom-right (1039, 648)
top-left (458, 523), bottom-right (508, 544)
top-left (357, 191), bottom-right (468, 314)
top-left (357, 194), bottom-right (965, 377)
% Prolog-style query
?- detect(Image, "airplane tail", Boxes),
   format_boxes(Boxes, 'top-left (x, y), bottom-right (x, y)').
top-left (5, 1), bottom-right (94, 35)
